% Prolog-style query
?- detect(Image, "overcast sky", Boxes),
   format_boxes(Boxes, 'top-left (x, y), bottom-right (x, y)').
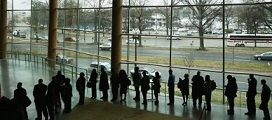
top-left (10, 0), bottom-right (247, 10)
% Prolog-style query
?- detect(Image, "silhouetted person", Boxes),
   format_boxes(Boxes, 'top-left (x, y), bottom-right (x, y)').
top-left (203, 75), bottom-right (212, 111)
top-left (89, 69), bottom-right (98, 99)
top-left (0, 96), bottom-right (12, 120)
top-left (47, 77), bottom-right (58, 120)
top-left (132, 66), bottom-right (142, 101)
top-left (192, 71), bottom-right (204, 107)
top-left (152, 72), bottom-right (161, 105)
top-left (14, 82), bottom-right (29, 120)
top-left (167, 69), bottom-right (175, 105)
top-left (54, 71), bottom-right (65, 108)
top-left (110, 72), bottom-right (119, 102)
top-left (140, 71), bottom-right (150, 105)
top-left (245, 74), bottom-right (257, 115)
top-left (62, 78), bottom-right (72, 113)
top-left (119, 70), bottom-right (130, 102)
top-left (99, 67), bottom-right (109, 101)
top-left (178, 74), bottom-right (189, 106)
top-left (76, 72), bottom-right (86, 105)
top-left (33, 79), bottom-right (48, 120)
top-left (225, 75), bottom-right (238, 115)
top-left (259, 79), bottom-right (271, 120)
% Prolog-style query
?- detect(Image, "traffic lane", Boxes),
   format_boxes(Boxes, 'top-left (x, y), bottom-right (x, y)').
top-left (11, 43), bottom-right (267, 65)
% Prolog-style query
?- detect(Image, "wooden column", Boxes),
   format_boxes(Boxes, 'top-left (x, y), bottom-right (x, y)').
top-left (48, 0), bottom-right (58, 67)
top-left (0, 0), bottom-right (7, 59)
top-left (111, 0), bottom-right (123, 74)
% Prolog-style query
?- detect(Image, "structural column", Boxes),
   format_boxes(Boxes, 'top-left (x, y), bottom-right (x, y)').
top-left (48, 0), bottom-right (58, 67)
top-left (111, 0), bottom-right (123, 74)
top-left (0, 0), bottom-right (7, 59)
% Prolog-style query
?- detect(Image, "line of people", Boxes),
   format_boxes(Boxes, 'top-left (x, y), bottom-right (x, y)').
top-left (0, 68), bottom-right (271, 120)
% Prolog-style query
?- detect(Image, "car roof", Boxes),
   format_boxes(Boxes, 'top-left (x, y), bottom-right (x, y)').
top-left (90, 61), bottom-right (110, 65)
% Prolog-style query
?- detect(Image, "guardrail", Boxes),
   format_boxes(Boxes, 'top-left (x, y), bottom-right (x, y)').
top-left (7, 53), bottom-right (272, 111)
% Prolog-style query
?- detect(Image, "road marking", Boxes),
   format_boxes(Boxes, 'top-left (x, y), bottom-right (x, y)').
top-left (235, 59), bottom-right (252, 62)
top-left (237, 81), bottom-right (248, 84)
top-left (235, 56), bottom-right (251, 59)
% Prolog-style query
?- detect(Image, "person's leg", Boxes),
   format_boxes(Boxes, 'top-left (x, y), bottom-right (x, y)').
top-left (142, 91), bottom-right (147, 105)
top-left (92, 86), bottom-right (97, 98)
top-left (263, 107), bottom-right (270, 119)
top-left (35, 102), bottom-right (42, 120)
top-left (205, 94), bottom-right (211, 111)
top-left (135, 85), bottom-right (140, 100)
top-left (182, 95), bottom-right (185, 105)
top-left (42, 104), bottom-right (48, 119)
top-left (185, 95), bottom-right (188, 104)
top-left (199, 95), bottom-right (202, 106)
top-left (252, 97), bottom-right (256, 114)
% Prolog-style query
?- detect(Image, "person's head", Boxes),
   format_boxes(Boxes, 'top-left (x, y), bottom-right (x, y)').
top-left (101, 67), bottom-right (105, 72)
top-left (249, 74), bottom-right (254, 79)
top-left (38, 79), bottom-right (43, 84)
top-left (184, 74), bottom-right (189, 78)
top-left (169, 69), bottom-right (173, 75)
top-left (261, 79), bottom-right (266, 85)
top-left (119, 69), bottom-right (127, 77)
top-left (135, 66), bottom-right (139, 72)
top-left (17, 82), bottom-right (22, 89)
top-left (57, 70), bottom-right (61, 75)
top-left (205, 75), bottom-right (210, 81)
top-left (232, 77), bottom-right (236, 82)
top-left (197, 71), bottom-right (201, 76)
top-left (155, 72), bottom-right (160, 78)
top-left (80, 72), bottom-right (85, 77)
top-left (65, 78), bottom-right (70, 83)
top-left (92, 69), bottom-right (97, 74)
top-left (227, 75), bottom-right (232, 80)
top-left (142, 70), bottom-right (147, 76)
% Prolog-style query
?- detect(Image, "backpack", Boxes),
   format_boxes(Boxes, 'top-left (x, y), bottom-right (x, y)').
top-left (211, 80), bottom-right (217, 90)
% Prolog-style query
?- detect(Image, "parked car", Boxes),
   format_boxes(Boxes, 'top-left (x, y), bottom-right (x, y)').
top-left (130, 67), bottom-right (161, 79)
top-left (99, 43), bottom-right (111, 51)
top-left (88, 61), bottom-right (111, 74)
top-left (254, 52), bottom-right (272, 61)
top-left (38, 36), bottom-right (48, 40)
top-left (126, 39), bottom-right (139, 44)
top-left (45, 54), bottom-right (74, 64)
top-left (166, 36), bottom-right (181, 40)
top-left (64, 36), bottom-right (77, 42)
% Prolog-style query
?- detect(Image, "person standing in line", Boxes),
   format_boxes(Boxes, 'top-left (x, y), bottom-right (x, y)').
top-left (203, 75), bottom-right (212, 111)
top-left (178, 74), bottom-right (189, 106)
top-left (225, 75), bottom-right (238, 115)
top-left (152, 72), bottom-right (161, 105)
top-left (76, 72), bottom-right (86, 105)
top-left (167, 69), bottom-right (175, 105)
top-left (245, 74), bottom-right (257, 115)
top-left (110, 72), bottom-right (119, 102)
top-left (259, 79), bottom-right (271, 120)
top-left (47, 77), bottom-right (58, 120)
top-left (54, 71), bottom-right (65, 108)
top-left (140, 71), bottom-right (150, 105)
top-left (33, 79), bottom-right (48, 120)
top-left (132, 67), bottom-right (142, 102)
top-left (89, 69), bottom-right (98, 99)
top-left (14, 82), bottom-right (29, 120)
top-left (99, 67), bottom-right (109, 101)
top-left (191, 71), bottom-right (204, 107)
top-left (119, 70), bottom-right (130, 102)
top-left (62, 78), bottom-right (72, 113)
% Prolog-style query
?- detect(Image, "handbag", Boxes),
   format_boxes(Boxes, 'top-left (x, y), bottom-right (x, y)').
top-left (24, 96), bottom-right (32, 107)
top-left (86, 81), bottom-right (92, 88)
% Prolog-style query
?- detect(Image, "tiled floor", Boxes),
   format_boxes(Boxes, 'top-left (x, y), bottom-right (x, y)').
top-left (0, 59), bottom-right (267, 120)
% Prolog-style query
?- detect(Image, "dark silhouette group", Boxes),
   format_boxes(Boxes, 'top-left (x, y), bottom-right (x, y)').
top-left (0, 68), bottom-right (271, 120)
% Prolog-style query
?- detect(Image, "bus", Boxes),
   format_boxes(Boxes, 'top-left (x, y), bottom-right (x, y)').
top-left (227, 34), bottom-right (272, 47)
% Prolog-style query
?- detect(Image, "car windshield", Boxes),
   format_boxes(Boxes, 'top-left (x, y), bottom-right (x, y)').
top-left (103, 63), bottom-right (111, 69)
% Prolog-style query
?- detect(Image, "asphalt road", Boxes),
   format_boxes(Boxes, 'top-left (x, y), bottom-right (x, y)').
top-left (9, 35), bottom-right (272, 92)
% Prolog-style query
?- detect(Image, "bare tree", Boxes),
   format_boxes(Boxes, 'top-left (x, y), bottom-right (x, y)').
top-left (182, 52), bottom-right (195, 74)
top-left (129, 0), bottom-right (153, 47)
top-left (181, 0), bottom-right (222, 50)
